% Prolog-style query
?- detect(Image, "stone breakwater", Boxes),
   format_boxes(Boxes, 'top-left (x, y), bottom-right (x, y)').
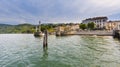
top-left (65, 30), bottom-right (113, 36)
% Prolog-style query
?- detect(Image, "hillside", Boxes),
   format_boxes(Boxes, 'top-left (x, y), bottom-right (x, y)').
top-left (0, 24), bottom-right (35, 33)
top-left (0, 24), bottom-right (11, 26)
top-left (0, 23), bottom-right (56, 34)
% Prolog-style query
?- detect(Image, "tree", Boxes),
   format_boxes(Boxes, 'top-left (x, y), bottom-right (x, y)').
top-left (87, 22), bottom-right (95, 30)
top-left (80, 23), bottom-right (87, 30)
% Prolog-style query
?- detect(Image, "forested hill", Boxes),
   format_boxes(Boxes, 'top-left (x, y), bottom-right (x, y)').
top-left (0, 24), bottom-right (12, 26)
top-left (0, 24), bottom-right (35, 33)
top-left (0, 23), bottom-right (57, 34)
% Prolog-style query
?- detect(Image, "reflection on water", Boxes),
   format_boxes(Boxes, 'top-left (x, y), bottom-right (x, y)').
top-left (0, 34), bottom-right (120, 67)
top-left (39, 48), bottom-right (48, 67)
top-left (43, 48), bottom-right (48, 60)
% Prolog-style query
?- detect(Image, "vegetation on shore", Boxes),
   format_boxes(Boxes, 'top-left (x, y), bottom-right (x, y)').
top-left (79, 22), bottom-right (95, 30)
top-left (0, 22), bottom-right (96, 34)
top-left (0, 23), bottom-right (57, 34)
top-left (0, 24), bottom-right (34, 33)
top-left (0, 23), bottom-right (76, 34)
top-left (79, 24), bottom-right (87, 30)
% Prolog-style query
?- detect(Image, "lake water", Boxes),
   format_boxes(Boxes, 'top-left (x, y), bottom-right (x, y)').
top-left (0, 34), bottom-right (120, 67)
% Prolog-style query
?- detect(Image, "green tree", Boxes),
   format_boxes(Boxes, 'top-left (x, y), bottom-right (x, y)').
top-left (41, 24), bottom-right (56, 32)
top-left (80, 23), bottom-right (87, 30)
top-left (87, 22), bottom-right (95, 30)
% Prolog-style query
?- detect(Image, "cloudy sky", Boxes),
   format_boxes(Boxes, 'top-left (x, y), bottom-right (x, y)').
top-left (0, 0), bottom-right (120, 24)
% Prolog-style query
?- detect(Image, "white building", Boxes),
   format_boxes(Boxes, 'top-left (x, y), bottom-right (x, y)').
top-left (82, 17), bottom-right (108, 29)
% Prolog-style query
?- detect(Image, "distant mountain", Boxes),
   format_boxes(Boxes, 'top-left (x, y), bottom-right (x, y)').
top-left (0, 23), bottom-right (56, 34)
top-left (0, 24), bottom-right (12, 26)
top-left (17, 23), bottom-right (34, 26)
top-left (0, 23), bottom-right (35, 33)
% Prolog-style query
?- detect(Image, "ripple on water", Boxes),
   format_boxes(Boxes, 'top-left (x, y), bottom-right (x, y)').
top-left (0, 34), bottom-right (120, 67)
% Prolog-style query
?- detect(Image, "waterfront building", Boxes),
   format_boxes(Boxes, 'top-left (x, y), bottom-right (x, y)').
top-left (82, 17), bottom-right (108, 29)
top-left (105, 21), bottom-right (120, 30)
top-left (55, 24), bottom-right (79, 32)
top-left (66, 24), bottom-right (80, 31)
top-left (55, 24), bottom-right (80, 35)
top-left (55, 26), bottom-right (65, 32)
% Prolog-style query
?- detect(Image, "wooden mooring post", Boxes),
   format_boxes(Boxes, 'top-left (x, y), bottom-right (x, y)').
top-left (43, 30), bottom-right (48, 49)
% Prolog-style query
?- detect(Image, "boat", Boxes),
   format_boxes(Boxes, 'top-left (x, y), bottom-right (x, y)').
top-left (34, 31), bottom-right (44, 37)
top-left (34, 21), bottom-right (44, 37)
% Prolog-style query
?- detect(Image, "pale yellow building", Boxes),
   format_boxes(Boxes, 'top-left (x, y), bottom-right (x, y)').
top-left (105, 21), bottom-right (120, 30)
top-left (55, 24), bottom-right (80, 33)
top-left (55, 26), bottom-right (65, 32)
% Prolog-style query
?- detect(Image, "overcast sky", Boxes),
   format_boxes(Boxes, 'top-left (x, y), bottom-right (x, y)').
top-left (0, 0), bottom-right (120, 24)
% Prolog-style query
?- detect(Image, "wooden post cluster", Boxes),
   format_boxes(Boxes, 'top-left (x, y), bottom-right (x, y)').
top-left (43, 30), bottom-right (48, 48)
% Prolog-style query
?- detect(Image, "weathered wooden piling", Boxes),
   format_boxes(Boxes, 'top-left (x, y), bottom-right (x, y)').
top-left (43, 30), bottom-right (48, 48)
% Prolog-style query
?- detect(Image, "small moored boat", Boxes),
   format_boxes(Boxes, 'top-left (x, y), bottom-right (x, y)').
top-left (34, 31), bottom-right (44, 37)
